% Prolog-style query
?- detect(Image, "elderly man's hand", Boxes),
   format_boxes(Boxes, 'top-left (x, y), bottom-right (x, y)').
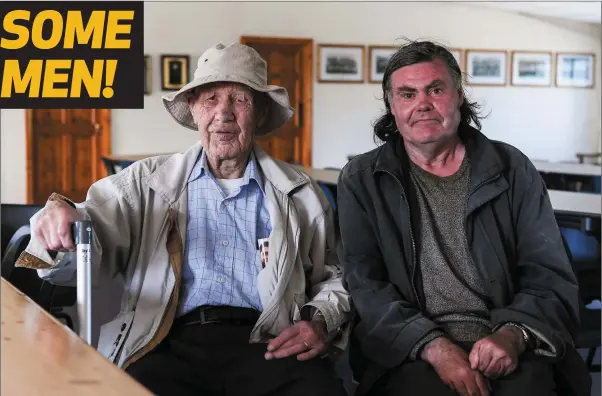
top-left (265, 319), bottom-right (328, 361)
top-left (421, 337), bottom-right (490, 396)
top-left (469, 326), bottom-right (526, 378)
top-left (34, 199), bottom-right (84, 253)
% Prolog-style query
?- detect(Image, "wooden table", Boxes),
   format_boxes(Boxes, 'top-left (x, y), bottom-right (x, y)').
top-left (103, 153), bottom-right (172, 162)
top-left (548, 190), bottom-right (601, 217)
top-left (301, 167), bottom-right (339, 185)
top-left (0, 278), bottom-right (151, 396)
top-left (532, 160), bottom-right (601, 177)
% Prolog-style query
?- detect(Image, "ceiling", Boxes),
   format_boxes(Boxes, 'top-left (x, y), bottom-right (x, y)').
top-left (475, 2), bottom-right (601, 24)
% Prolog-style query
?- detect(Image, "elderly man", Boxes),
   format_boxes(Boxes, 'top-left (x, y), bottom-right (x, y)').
top-left (337, 40), bottom-right (590, 396)
top-left (16, 43), bottom-right (350, 396)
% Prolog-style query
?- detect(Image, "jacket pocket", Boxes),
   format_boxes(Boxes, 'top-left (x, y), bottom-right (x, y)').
top-left (97, 311), bottom-right (135, 363)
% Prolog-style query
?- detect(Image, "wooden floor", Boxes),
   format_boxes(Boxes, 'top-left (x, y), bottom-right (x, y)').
top-left (0, 278), bottom-right (151, 396)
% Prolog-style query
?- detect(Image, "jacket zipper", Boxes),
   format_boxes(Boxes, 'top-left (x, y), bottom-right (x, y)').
top-left (381, 170), bottom-right (423, 311)
top-left (463, 174), bottom-right (501, 238)
top-left (122, 209), bottom-right (181, 370)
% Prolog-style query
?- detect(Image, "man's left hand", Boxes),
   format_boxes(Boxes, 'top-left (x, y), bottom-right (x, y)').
top-left (469, 326), bottom-right (526, 378)
top-left (265, 320), bottom-right (328, 361)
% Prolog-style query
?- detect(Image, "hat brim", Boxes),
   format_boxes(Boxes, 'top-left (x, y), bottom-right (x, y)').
top-left (162, 74), bottom-right (294, 136)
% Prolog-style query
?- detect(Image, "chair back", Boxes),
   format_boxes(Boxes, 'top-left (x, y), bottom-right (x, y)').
top-left (1, 204), bottom-right (44, 256)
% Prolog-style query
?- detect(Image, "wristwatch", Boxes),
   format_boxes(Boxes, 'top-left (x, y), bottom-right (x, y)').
top-left (504, 322), bottom-right (532, 349)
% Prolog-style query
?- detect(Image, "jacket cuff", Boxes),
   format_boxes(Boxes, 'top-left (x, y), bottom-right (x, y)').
top-left (494, 322), bottom-right (554, 357)
top-left (302, 300), bottom-right (347, 338)
top-left (491, 310), bottom-right (559, 359)
top-left (409, 330), bottom-right (445, 360)
top-left (14, 195), bottom-right (69, 270)
top-left (48, 192), bottom-right (76, 208)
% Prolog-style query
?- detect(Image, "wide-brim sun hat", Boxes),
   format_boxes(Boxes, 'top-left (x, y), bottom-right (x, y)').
top-left (162, 43), bottom-right (294, 135)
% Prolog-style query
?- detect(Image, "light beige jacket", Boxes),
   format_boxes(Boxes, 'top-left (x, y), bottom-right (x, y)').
top-left (16, 142), bottom-right (351, 369)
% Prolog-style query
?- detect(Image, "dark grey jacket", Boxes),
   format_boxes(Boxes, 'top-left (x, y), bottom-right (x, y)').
top-left (337, 125), bottom-right (589, 395)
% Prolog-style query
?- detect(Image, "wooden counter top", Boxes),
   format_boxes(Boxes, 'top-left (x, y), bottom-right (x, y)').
top-left (0, 278), bottom-right (151, 396)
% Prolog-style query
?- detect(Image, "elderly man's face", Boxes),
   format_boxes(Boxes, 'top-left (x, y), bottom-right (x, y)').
top-left (389, 59), bottom-right (462, 147)
top-left (188, 82), bottom-right (262, 161)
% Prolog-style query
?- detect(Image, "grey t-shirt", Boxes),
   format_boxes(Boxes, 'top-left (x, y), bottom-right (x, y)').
top-left (409, 156), bottom-right (492, 343)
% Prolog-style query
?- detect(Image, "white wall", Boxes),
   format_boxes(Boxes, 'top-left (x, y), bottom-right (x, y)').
top-left (1, 109), bottom-right (27, 203)
top-left (2, 2), bottom-right (600, 203)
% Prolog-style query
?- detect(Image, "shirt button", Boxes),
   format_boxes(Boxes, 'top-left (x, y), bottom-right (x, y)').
top-left (222, 240), bottom-right (229, 246)
top-left (218, 277), bottom-right (226, 284)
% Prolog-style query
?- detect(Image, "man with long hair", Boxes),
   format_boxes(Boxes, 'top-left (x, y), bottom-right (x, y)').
top-left (337, 39), bottom-right (589, 396)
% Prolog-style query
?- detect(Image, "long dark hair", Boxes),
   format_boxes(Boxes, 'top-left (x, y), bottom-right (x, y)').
top-left (373, 38), bottom-right (486, 142)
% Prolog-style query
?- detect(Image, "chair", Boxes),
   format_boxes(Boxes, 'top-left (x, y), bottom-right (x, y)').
top-left (1, 204), bottom-right (76, 330)
top-left (319, 183), bottom-right (337, 211)
top-left (561, 231), bottom-right (601, 372)
top-left (101, 157), bottom-right (135, 176)
top-left (1, 204), bottom-right (45, 256)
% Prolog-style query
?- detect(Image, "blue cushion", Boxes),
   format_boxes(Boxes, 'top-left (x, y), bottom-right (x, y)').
top-left (560, 227), bottom-right (599, 262)
top-left (319, 183), bottom-right (336, 210)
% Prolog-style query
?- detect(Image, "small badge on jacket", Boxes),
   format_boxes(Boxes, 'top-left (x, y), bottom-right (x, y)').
top-left (257, 238), bottom-right (269, 268)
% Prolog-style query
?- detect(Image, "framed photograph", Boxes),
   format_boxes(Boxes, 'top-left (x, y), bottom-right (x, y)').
top-left (450, 48), bottom-right (463, 70)
top-left (318, 44), bottom-right (364, 83)
top-left (555, 52), bottom-right (595, 88)
top-left (465, 50), bottom-right (507, 86)
top-left (161, 55), bottom-right (190, 91)
top-left (511, 51), bottom-right (552, 87)
top-left (144, 55), bottom-right (151, 95)
top-left (368, 46), bottom-right (397, 83)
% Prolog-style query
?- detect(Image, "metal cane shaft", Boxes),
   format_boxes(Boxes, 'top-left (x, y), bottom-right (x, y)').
top-left (74, 220), bottom-right (92, 345)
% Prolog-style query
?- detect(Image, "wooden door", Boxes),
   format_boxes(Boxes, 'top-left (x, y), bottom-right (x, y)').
top-left (26, 109), bottom-right (111, 204)
top-left (240, 36), bottom-right (313, 167)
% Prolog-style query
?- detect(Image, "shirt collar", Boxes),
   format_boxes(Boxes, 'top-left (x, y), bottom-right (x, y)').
top-left (188, 149), bottom-right (265, 194)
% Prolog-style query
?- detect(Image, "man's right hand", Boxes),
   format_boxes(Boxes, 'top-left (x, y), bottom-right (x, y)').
top-left (421, 337), bottom-right (490, 396)
top-left (34, 199), bottom-right (83, 253)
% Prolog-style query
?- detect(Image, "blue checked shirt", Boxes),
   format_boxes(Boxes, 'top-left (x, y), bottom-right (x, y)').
top-left (177, 151), bottom-right (271, 316)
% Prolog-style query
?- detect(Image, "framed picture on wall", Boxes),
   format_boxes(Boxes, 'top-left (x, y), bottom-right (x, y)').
top-left (144, 55), bottom-right (151, 95)
top-left (510, 51), bottom-right (552, 87)
top-left (465, 49), bottom-right (507, 86)
top-left (555, 52), bottom-right (595, 88)
top-left (368, 46), bottom-right (397, 83)
top-left (161, 55), bottom-right (190, 91)
top-left (317, 44), bottom-right (364, 83)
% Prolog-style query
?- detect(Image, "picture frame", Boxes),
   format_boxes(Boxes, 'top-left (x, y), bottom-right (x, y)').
top-left (511, 51), bottom-right (552, 87)
top-left (144, 55), bottom-right (151, 95)
top-left (368, 46), bottom-right (397, 83)
top-left (317, 44), bottom-right (365, 83)
top-left (555, 52), bottom-right (595, 88)
top-left (161, 55), bottom-right (190, 91)
top-left (465, 49), bottom-right (507, 86)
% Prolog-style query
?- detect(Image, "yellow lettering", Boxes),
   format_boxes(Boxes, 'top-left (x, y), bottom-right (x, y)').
top-left (71, 60), bottom-right (104, 97)
top-left (42, 60), bottom-right (71, 97)
top-left (31, 10), bottom-right (63, 50)
top-left (1, 10), bottom-right (30, 50)
top-left (63, 11), bottom-right (105, 49)
top-left (1, 59), bottom-right (42, 97)
top-left (104, 10), bottom-right (133, 49)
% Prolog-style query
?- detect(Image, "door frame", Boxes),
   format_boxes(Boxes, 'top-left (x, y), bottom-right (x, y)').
top-left (240, 36), bottom-right (313, 167)
top-left (25, 109), bottom-right (112, 204)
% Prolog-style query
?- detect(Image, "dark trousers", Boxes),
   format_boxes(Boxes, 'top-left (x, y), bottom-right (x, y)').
top-left (367, 344), bottom-right (556, 396)
top-left (125, 321), bottom-right (347, 396)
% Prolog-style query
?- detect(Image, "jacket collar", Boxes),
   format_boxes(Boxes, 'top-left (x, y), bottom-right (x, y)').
top-left (253, 144), bottom-right (307, 195)
top-left (145, 141), bottom-right (306, 204)
top-left (374, 123), bottom-right (507, 191)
